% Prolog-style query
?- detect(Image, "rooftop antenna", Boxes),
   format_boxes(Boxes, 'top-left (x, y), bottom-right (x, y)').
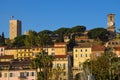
top-left (10, 16), bottom-right (14, 20)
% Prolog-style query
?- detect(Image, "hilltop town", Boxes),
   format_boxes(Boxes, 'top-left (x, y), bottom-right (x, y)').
top-left (0, 14), bottom-right (120, 80)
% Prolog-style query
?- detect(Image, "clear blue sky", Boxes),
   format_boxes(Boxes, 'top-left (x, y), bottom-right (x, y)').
top-left (0, 0), bottom-right (120, 38)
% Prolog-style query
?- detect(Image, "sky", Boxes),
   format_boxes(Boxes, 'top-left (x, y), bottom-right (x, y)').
top-left (0, 0), bottom-right (120, 38)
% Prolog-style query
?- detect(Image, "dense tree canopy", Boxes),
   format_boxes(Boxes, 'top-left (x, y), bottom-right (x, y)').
top-left (87, 28), bottom-right (108, 42)
top-left (24, 30), bottom-right (37, 47)
top-left (31, 51), bottom-right (54, 80)
top-left (13, 35), bottom-right (26, 47)
top-left (83, 48), bottom-right (119, 80)
top-left (38, 30), bottom-right (53, 35)
top-left (71, 25), bottom-right (86, 33)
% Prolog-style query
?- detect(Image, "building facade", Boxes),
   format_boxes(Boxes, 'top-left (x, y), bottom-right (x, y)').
top-left (73, 44), bottom-right (92, 78)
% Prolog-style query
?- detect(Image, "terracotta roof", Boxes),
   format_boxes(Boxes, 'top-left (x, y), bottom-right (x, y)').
top-left (11, 61), bottom-right (31, 66)
top-left (54, 42), bottom-right (66, 48)
top-left (74, 43), bottom-right (92, 48)
top-left (54, 42), bottom-right (66, 45)
top-left (114, 47), bottom-right (120, 51)
top-left (92, 45), bottom-right (105, 51)
top-left (0, 62), bottom-right (10, 65)
top-left (0, 55), bottom-right (14, 59)
top-left (54, 55), bottom-right (67, 58)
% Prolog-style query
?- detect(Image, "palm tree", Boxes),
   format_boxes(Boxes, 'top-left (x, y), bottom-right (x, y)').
top-left (52, 66), bottom-right (64, 80)
top-left (31, 50), bottom-right (54, 80)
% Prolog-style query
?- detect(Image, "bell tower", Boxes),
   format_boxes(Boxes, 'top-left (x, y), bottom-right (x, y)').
top-left (107, 14), bottom-right (115, 32)
top-left (107, 14), bottom-right (116, 40)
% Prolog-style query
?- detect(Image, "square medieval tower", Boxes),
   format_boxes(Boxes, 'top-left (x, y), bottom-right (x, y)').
top-left (9, 20), bottom-right (21, 40)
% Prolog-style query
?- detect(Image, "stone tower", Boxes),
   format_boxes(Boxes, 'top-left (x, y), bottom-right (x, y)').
top-left (107, 14), bottom-right (116, 40)
top-left (107, 14), bottom-right (115, 32)
top-left (9, 19), bottom-right (22, 40)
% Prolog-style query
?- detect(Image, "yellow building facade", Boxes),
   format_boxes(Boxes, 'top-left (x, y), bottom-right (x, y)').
top-left (52, 55), bottom-right (69, 80)
top-left (73, 44), bottom-right (92, 78)
top-left (5, 47), bottom-right (42, 60)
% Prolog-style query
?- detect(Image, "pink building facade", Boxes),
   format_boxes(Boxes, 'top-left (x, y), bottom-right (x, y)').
top-left (0, 69), bottom-right (36, 80)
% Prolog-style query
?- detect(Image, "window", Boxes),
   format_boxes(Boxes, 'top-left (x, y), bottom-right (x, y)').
top-left (52, 48), bottom-right (54, 51)
top-left (51, 53), bottom-right (55, 56)
top-left (20, 72), bottom-right (24, 77)
top-left (63, 63), bottom-right (66, 69)
top-left (10, 73), bottom-right (13, 77)
top-left (80, 54), bottom-right (82, 57)
top-left (31, 72), bottom-right (34, 76)
top-left (1, 48), bottom-right (3, 51)
top-left (110, 16), bottom-right (112, 21)
top-left (75, 49), bottom-right (77, 52)
top-left (57, 64), bottom-right (59, 67)
top-left (75, 54), bottom-right (78, 58)
top-left (26, 72), bottom-right (29, 76)
top-left (63, 72), bottom-right (66, 76)
top-left (85, 54), bottom-right (87, 57)
top-left (0, 72), bottom-right (2, 77)
top-left (24, 53), bottom-right (26, 56)
top-left (80, 49), bottom-right (82, 52)
top-left (4, 73), bottom-right (7, 77)
top-left (85, 49), bottom-right (87, 52)
top-left (60, 78), bottom-right (62, 80)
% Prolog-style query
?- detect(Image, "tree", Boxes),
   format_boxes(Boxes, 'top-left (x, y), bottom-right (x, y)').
top-left (71, 25), bottom-right (86, 33)
top-left (67, 39), bottom-right (76, 51)
top-left (87, 28), bottom-right (108, 42)
top-left (5, 38), bottom-right (13, 47)
top-left (54, 27), bottom-right (70, 42)
top-left (37, 32), bottom-right (53, 47)
top-left (52, 66), bottom-right (64, 80)
top-left (83, 48), bottom-right (118, 80)
top-left (31, 51), bottom-right (54, 80)
top-left (24, 30), bottom-right (37, 47)
top-left (12, 35), bottom-right (26, 47)
top-left (38, 30), bottom-right (53, 35)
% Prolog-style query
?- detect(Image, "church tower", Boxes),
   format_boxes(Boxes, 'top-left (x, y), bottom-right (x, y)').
top-left (107, 14), bottom-right (116, 40)
top-left (107, 14), bottom-right (115, 32)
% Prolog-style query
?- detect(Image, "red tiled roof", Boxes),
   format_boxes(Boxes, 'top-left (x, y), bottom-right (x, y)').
top-left (0, 55), bottom-right (14, 59)
top-left (54, 55), bottom-right (67, 58)
top-left (54, 42), bottom-right (66, 45)
top-left (0, 62), bottom-right (10, 65)
top-left (114, 47), bottom-right (120, 51)
top-left (74, 43), bottom-right (92, 48)
top-left (92, 45), bottom-right (105, 51)
top-left (54, 42), bottom-right (66, 48)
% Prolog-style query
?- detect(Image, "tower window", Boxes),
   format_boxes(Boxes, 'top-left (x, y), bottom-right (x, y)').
top-left (110, 16), bottom-right (112, 21)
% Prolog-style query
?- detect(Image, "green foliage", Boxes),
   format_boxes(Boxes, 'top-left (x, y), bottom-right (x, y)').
top-left (83, 50), bottom-right (119, 80)
top-left (37, 31), bottom-right (53, 46)
top-left (71, 25), bottom-right (86, 33)
top-left (87, 28), bottom-right (108, 42)
top-left (13, 35), bottom-right (26, 47)
top-left (24, 30), bottom-right (37, 47)
top-left (5, 38), bottom-right (12, 47)
top-left (67, 39), bottom-right (76, 51)
top-left (38, 30), bottom-right (53, 35)
top-left (31, 51), bottom-right (54, 80)
top-left (54, 27), bottom-right (70, 34)
top-left (54, 27), bottom-right (70, 42)
top-left (52, 66), bottom-right (64, 80)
